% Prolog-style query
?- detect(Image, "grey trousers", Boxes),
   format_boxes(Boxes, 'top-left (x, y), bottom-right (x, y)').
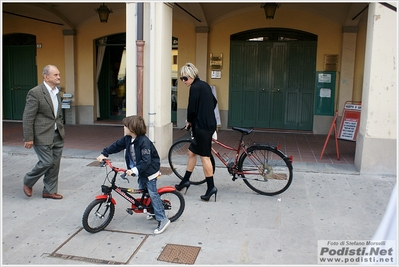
top-left (23, 131), bottom-right (64, 194)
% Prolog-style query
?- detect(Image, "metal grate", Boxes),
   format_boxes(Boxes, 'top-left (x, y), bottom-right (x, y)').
top-left (157, 244), bottom-right (201, 265)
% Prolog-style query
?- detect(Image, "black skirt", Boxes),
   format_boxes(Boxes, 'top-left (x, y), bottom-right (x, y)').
top-left (189, 127), bottom-right (213, 157)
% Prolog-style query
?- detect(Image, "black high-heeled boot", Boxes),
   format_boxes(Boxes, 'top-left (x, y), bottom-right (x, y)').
top-left (200, 187), bottom-right (217, 202)
top-left (175, 181), bottom-right (190, 194)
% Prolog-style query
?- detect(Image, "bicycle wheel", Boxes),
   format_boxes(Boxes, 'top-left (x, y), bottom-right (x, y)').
top-left (168, 139), bottom-right (215, 185)
top-left (82, 198), bottom-right (115, 233)
top-left (238, 145), bottom-right (293, 196)
top-left (159, 190), bottom-right (185, 222)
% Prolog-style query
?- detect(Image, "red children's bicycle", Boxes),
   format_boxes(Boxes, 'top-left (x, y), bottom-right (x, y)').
top-left (82, 159), bottom-right (185, 233)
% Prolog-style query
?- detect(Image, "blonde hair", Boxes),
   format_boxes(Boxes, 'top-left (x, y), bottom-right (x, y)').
top-left (122, 115), bottom-right (147, 136)
top-left (180, 62), bottom-right (199, 79)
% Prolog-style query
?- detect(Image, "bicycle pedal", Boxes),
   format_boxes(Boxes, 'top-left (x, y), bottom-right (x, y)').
top-left (126, 208), bottom-right (133, 215)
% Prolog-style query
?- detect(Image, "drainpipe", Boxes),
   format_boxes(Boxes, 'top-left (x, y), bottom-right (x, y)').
top-left (136, 2), bottom-right (144, 117)
top-left (148, 2), bottom-right (155, 142)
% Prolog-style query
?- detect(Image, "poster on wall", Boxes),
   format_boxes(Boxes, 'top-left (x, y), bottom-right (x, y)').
top-left (338, 102), bottom-right (361, 141)
top-left (210, 86), bottom-right (221, 126)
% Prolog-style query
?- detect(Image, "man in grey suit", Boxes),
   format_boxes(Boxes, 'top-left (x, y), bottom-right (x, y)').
top-left (23, 65), bottom-right (66, 199)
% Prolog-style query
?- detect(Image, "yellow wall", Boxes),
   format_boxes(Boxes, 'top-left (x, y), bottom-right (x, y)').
top-left (172, 17), bottom-right (197, 110)
top-left (75, 10), bottom-right (126, 108)
top-left (4, 6), bottom-right (364, 125)
top-left (173, 8), bottom-right (343, 112)
top-left (3, 11), bottom-right (126, 110)
top-left (353, 20), bottom-right (367, 102)
top-left (3, 14), bottom-right (65, 86)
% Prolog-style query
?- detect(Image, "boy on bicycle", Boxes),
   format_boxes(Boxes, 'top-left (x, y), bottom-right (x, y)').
top-left (96, 115), bottom-right (170, 235)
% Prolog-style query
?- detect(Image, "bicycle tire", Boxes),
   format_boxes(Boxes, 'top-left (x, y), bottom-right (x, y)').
top-left (238, 145), bottom-right (293, 196)
top-left (159, 190), bottom-right (185, 222)
top-left (82, 198), bottom-right (115, 233)
top-left (168, 139), bottom-right (215, 185)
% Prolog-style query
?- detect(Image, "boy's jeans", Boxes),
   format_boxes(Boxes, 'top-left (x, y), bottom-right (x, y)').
top-left (138, 178), bottom-right (167, 222)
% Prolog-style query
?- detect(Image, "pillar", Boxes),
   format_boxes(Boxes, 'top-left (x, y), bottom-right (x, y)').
top-left (355, 2), bottom-right (397, 175)
top-left (195, 26), bottom-right (210, 82)
top-left (62, 30), bottom-right (76, 125)
top-left (337, 26), bottom-right (357, 115)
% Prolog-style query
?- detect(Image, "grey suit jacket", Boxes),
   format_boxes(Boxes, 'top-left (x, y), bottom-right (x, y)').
top-left (23, 83), bottom-right (65, 145)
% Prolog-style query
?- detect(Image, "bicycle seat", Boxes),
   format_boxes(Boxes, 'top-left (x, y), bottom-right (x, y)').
top-left (232, 127), bottom-right (253, 135)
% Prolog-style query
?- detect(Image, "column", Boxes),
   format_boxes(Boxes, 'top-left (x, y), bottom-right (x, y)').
top-left (337, 26), bottom-right (357, 114)
top-left (195, 26), bottom-right (210, 82)
top-left (355, 2), bottom-right (397, 174)
top-left (63, 30), bottom-right (76, 125)
top-left (146, 2), bottom-right (174, 159)
top-left (125, 2), bottom-right (138, 116)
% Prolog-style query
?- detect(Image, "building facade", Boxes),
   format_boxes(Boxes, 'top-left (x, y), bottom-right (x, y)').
top-left (2, 2), bottom-right (397, 174)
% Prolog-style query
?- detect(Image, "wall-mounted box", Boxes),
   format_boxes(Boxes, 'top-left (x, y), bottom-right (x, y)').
top-left (210, 53), bottom-right (222, 70)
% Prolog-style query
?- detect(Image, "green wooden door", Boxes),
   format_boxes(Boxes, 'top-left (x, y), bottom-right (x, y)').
top-left (285, 41), bottom-right (316, 130)
top-left (269, 42), bottom-right (287, 129)
top-left (228, 41), bottom-right (279, 128)
top-left (229, 40), bottom-right (316, 130)
top-left (256, 42), bottom-right (272, 127)
top-left (3, 45), bottom-right (37, 120)
top-left (228, 41), bottom-right (246, 126)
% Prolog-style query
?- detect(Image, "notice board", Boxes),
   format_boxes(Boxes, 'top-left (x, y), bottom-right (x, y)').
top-left (314, 71), bottom-right (336, 116)
top-left (338, 101), bottom-right (361, 141)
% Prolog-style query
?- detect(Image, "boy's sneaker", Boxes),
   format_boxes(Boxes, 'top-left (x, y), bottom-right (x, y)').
top-left (146, 214), bottom-right (154, 220)
top-left (154, 219), bottom-right (170, 234)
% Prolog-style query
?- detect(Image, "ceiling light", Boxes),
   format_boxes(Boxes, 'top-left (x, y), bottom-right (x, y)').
top-left (261, 3), bottom-right (280, 19)
top-left (96, 3), bottom-right (112, 23)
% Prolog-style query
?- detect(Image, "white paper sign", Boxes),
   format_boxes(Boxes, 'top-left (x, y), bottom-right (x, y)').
top-left (319, 88), bottom-right (331, 98)
top-left (339, 119), bottom-right (358, 140)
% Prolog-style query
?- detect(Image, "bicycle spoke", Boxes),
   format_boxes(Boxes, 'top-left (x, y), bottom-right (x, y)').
top-left (168, 139), bottom-right (207, 185)
top-left (239, 146), bottom-right (293, 196)
top-left (82, 199), bottom-right (115, 233)
top-left (159, 191), bottom-right (185, 222)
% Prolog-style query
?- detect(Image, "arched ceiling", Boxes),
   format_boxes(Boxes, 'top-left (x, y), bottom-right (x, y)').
top-left (2, 2), bottom-right (370, 31)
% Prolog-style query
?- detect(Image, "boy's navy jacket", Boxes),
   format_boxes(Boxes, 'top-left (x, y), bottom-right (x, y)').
top-left (100, 134), bottom-right (160, 182)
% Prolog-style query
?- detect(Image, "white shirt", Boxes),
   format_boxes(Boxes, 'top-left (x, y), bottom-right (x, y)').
top-left (44, 81), bottom-right (59, 130)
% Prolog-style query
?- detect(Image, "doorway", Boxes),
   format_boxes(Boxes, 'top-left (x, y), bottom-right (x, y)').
top-left (96, 33), bottom-right (126, 121)
top-left (3, 34), bottom-right (38, 120)
top-left (228, 28), bottom-right (317, 131)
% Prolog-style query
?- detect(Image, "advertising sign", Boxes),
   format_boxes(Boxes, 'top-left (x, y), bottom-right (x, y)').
top-left (338, 102), bottom-right (361, 141)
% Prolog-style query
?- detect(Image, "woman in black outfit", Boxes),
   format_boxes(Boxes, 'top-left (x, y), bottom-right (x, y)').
top-left (175, 62), bottom-right (218, 201)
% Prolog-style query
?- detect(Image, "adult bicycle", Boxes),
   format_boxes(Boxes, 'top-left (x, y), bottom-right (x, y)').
top-left (168, 127), bottom-right (293, 196)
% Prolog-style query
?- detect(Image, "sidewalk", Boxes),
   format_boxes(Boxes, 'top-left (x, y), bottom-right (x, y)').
top-left (2, 125), bottom-right (397, 265)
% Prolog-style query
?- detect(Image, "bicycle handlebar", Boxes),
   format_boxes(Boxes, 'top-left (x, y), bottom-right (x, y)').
top-left (100, 159), bottom-right (136, 182)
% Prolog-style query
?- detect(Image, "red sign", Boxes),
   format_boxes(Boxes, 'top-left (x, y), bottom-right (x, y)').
top-left (338, 102), bottom-right (361, 141)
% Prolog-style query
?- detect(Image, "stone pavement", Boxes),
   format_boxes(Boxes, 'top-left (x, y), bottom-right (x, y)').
top-left (1, 144), bottom-right (397, 266)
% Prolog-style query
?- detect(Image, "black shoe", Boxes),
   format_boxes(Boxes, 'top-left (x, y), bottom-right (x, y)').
top-left (175, 181), bottom-right (190, 194)
top-left (200, 187), bottom-right (217, 202)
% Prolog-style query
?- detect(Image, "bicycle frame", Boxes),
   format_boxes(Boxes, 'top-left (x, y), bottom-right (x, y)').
top-left (210, 130), bottom-right (291, 181)
top-left (97, 159), bottom-right (176, 214)
top-left (210, 136), bottom-right (244, 168)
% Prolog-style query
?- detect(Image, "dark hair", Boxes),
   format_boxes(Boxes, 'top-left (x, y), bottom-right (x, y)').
top-left (122, 115), bottom-right (147, 136)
